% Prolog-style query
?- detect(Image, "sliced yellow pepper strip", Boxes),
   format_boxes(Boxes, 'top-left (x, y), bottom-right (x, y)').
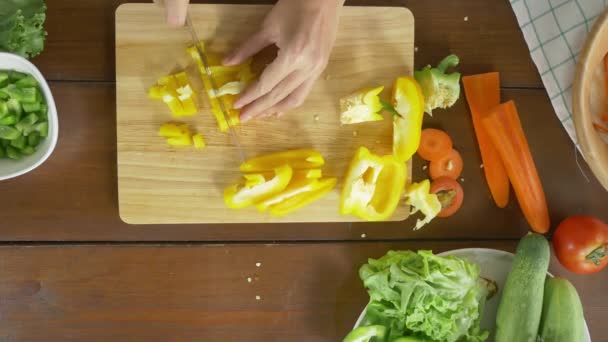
top-left (240, 149), bottom-right (325, 173)
top-left (166, 135), bottom-right (192, 147)
top-left (265, 177), bottom-right (337, 217)
top-left (392, 77), bottom-right (425, 162)
top-left (340, 146), bottom-right (406, 221)
top-left (404, 179), bottom-right (441, 230)
top-left (224, 165), bottom-right (293, 209)
top-left (159, 122), bottom-right (187, 137)
top-left (339, 86), bottom-right (385, 125)
top-left (148, 85), bottom-right (166, 99)
top-left (192, 133), bottom-right (206, 150)
top-left (162, 94), bottom-right (185, 117)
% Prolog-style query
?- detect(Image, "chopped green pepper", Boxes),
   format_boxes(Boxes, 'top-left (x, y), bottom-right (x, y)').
top-left (5, 146), bottom-right (20, 160)
top-left (35, 121), bottom-right (48, 137)
top-left (0, 115), bottom-right (16, 126)
top-left (0, 146), bottom-right (4, 158)
top-left (0, 139), bottom-right (9, 147)
top-left (9, 71), bottom-right (28, 82)
top-left (22, 102), bottom-right (40, 113)
top-left (27, 131), bottom-right (40, 147)
top-left (0, 125), bottom-right (20, 140)
top-left (21, 146), bottom-right (35, 155)
top-left (0, 72), bottom-right (8, 88)
top-left (0, 100), bottom-right (7, 117)
top-left (10, 135), bottom-right (26, 149)
top-left (15, 76), bottom-right (38, 88)
top-left (342, 325), bottom-right (387, 342)
top-left (414, 54), bottom-right (461, 115)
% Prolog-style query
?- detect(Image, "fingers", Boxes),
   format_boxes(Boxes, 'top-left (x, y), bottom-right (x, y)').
top-left (242, 78), bottom-right (315, 122)
top-left (234, 51), bottom-right (295, 109)
top-left (239, 70), bottom-right (306, 122)
top-left (165, 0), bottom-right (190, 27)
top-left (223, 30), bottom-right (272, 66)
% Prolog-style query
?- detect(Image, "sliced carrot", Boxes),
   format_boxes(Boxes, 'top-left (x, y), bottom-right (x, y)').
top-left (429, 149), bottom-right (463, 180)
top-left (482, 101), bottom-right (550, 233)
top-left (594, 122), bottom-right (608, 134)
top-left (418, 128), bottom-right (453, 161)
top-left (462, 72), bottom-right (510, 208)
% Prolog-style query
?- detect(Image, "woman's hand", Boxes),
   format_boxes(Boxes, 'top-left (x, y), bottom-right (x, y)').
top-left (224, 0), bottom-right (345, 121)
top-left (162, 0), bottom-right (190, 27)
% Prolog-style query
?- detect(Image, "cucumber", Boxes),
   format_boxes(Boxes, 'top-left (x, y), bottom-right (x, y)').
top-left (539, 277), bottom-right (585, 342)
top-left (495, 233), bottom-right (550, 342)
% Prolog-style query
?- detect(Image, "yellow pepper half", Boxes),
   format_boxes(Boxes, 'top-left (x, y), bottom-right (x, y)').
top-left (339, 86), bottom-right (385, 125)
top-left (340, 146), bottom-right (406, 221)
top-left (392, 77), bottom-right (425, 162)
top-left (149, 72), bottom-right (198, 117)
top-left (403, 179), bottom-right (441, 230)
top-left (224, 165), bottom-right (293, 209)
top-left (240, 149), bottom-right (325, 173)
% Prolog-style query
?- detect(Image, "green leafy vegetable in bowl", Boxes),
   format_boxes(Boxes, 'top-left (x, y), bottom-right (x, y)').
top-left (0, 0), bottom-right (47, 59)
top-left (345, 250), bottom-right (496, 342)
top-left (0, 69), bottom-right (48, 160)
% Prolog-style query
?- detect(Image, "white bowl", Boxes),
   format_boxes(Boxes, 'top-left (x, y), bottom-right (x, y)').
top-left (0, 52), bottom-right (58, 180)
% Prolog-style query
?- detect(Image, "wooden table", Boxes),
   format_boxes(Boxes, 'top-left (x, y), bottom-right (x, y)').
top-left (0, 0), bottom-right (606, 341)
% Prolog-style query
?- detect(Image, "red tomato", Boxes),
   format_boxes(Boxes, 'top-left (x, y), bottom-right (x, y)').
top-left (553, 216), bottom-right (608, 274)
top-left (430, 177), bottom-right (464, 218)
top-left (429, 149), bottom-right (463, 180)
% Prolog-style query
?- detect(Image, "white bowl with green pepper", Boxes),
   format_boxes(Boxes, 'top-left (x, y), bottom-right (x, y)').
top-left (0, 52), bottom-right (57, 180)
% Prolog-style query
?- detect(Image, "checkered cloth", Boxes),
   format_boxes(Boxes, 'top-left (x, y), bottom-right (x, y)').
top-left (510, 0), bottom-right (607, 145)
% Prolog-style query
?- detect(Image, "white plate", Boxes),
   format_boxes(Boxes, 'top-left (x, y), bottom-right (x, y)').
top-left (353, 248), bottom-right (591, 341)
top-left (0, 52), bottom-right (58, 180)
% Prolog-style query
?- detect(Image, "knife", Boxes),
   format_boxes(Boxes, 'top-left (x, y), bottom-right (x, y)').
top-left (185, 13), bottom-right (247, 163)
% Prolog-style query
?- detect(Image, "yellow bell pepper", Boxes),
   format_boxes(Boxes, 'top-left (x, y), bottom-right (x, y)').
top-left (256, 169), bottom-right (329, 212)
top-left (339, 86), bottom-right (384, 125)
top-left (166, 135), bottom-right (192, 147)
top-left (263, 177), bottom-right (337, 217)
top-left (392, 77), bottom-right (425, 162)
top-left (240, 149), bottom-right (325, 173)
top-left (403, 179), bottom-right (441, 230)
top-left (150, 72), bottom-right (198, 117)
top-left (340, 146), bottom-right (406, 221)
top-left (224, 165), bottom-right (293, 209)
top-left (192, 133), bottom-right (206, 150)
top-left (159, 122), bottom-right (189, 138)
top-left (187, 43), bottom-right (255, 132)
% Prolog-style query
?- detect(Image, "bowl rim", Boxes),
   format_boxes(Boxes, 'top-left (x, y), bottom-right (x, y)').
top-left (572, 9), bottom-right (608, 191)
top-left (0, 52), bottom-right (59, 181)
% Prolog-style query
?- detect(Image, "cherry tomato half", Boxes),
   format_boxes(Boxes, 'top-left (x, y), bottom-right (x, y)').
top-left (429, 149), bottom-right (463, 180)
top-left (553, 215), bottom-right (608, 274)
top-left (430, 177), bottom-right (464, 218)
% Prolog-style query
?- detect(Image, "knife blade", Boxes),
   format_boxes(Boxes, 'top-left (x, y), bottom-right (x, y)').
top-left (185, 13), bottom-right (247, 163)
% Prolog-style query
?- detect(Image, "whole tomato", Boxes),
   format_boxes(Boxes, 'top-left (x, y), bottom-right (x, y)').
top-left (553, 216), bottom-right (608, 274)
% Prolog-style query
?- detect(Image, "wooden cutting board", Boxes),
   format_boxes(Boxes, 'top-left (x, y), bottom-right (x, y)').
top-left (116, 4), bottom-right (414, 224)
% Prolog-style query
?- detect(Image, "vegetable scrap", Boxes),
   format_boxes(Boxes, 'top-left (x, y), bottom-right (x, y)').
top-left (415, 54), bottom-right (461, 115)
top-left (403, 179), bottom-right (441, 230)
top-left (339, 86), bottom-right (384, 124)
top-left (340, 146), bottom-right (406, 221)
top-left (0, 0), bottom-right (47, 59)
top-left (149, 72), bottom-right (198, 117)
top-left (225, 149), bottom-right (336, 216)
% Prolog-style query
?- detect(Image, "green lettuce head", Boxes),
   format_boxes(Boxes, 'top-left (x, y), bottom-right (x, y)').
top-left (358, 250), bottom-right (489, 342)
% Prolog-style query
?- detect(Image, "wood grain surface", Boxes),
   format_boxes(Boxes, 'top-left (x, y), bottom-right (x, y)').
top-left (0, 84), bottom-right (605, 240)
top-left (0, 242), bottom-right (606, 341)
top-left (116, 4), bottom-right (413, 224)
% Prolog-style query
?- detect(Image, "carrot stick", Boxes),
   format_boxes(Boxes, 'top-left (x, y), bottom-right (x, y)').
top-left (462, 72), bottom-right (510, 208)
top-left (594, 122), bottom-right (608, 134)
top-left (482, 101), bottom-right (550, 233)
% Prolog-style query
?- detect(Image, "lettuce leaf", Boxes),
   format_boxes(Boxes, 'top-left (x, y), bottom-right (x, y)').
top-left (358, 250), bottom-right (489, 342)
top-left (0, 0), bottom-right (47, 59)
